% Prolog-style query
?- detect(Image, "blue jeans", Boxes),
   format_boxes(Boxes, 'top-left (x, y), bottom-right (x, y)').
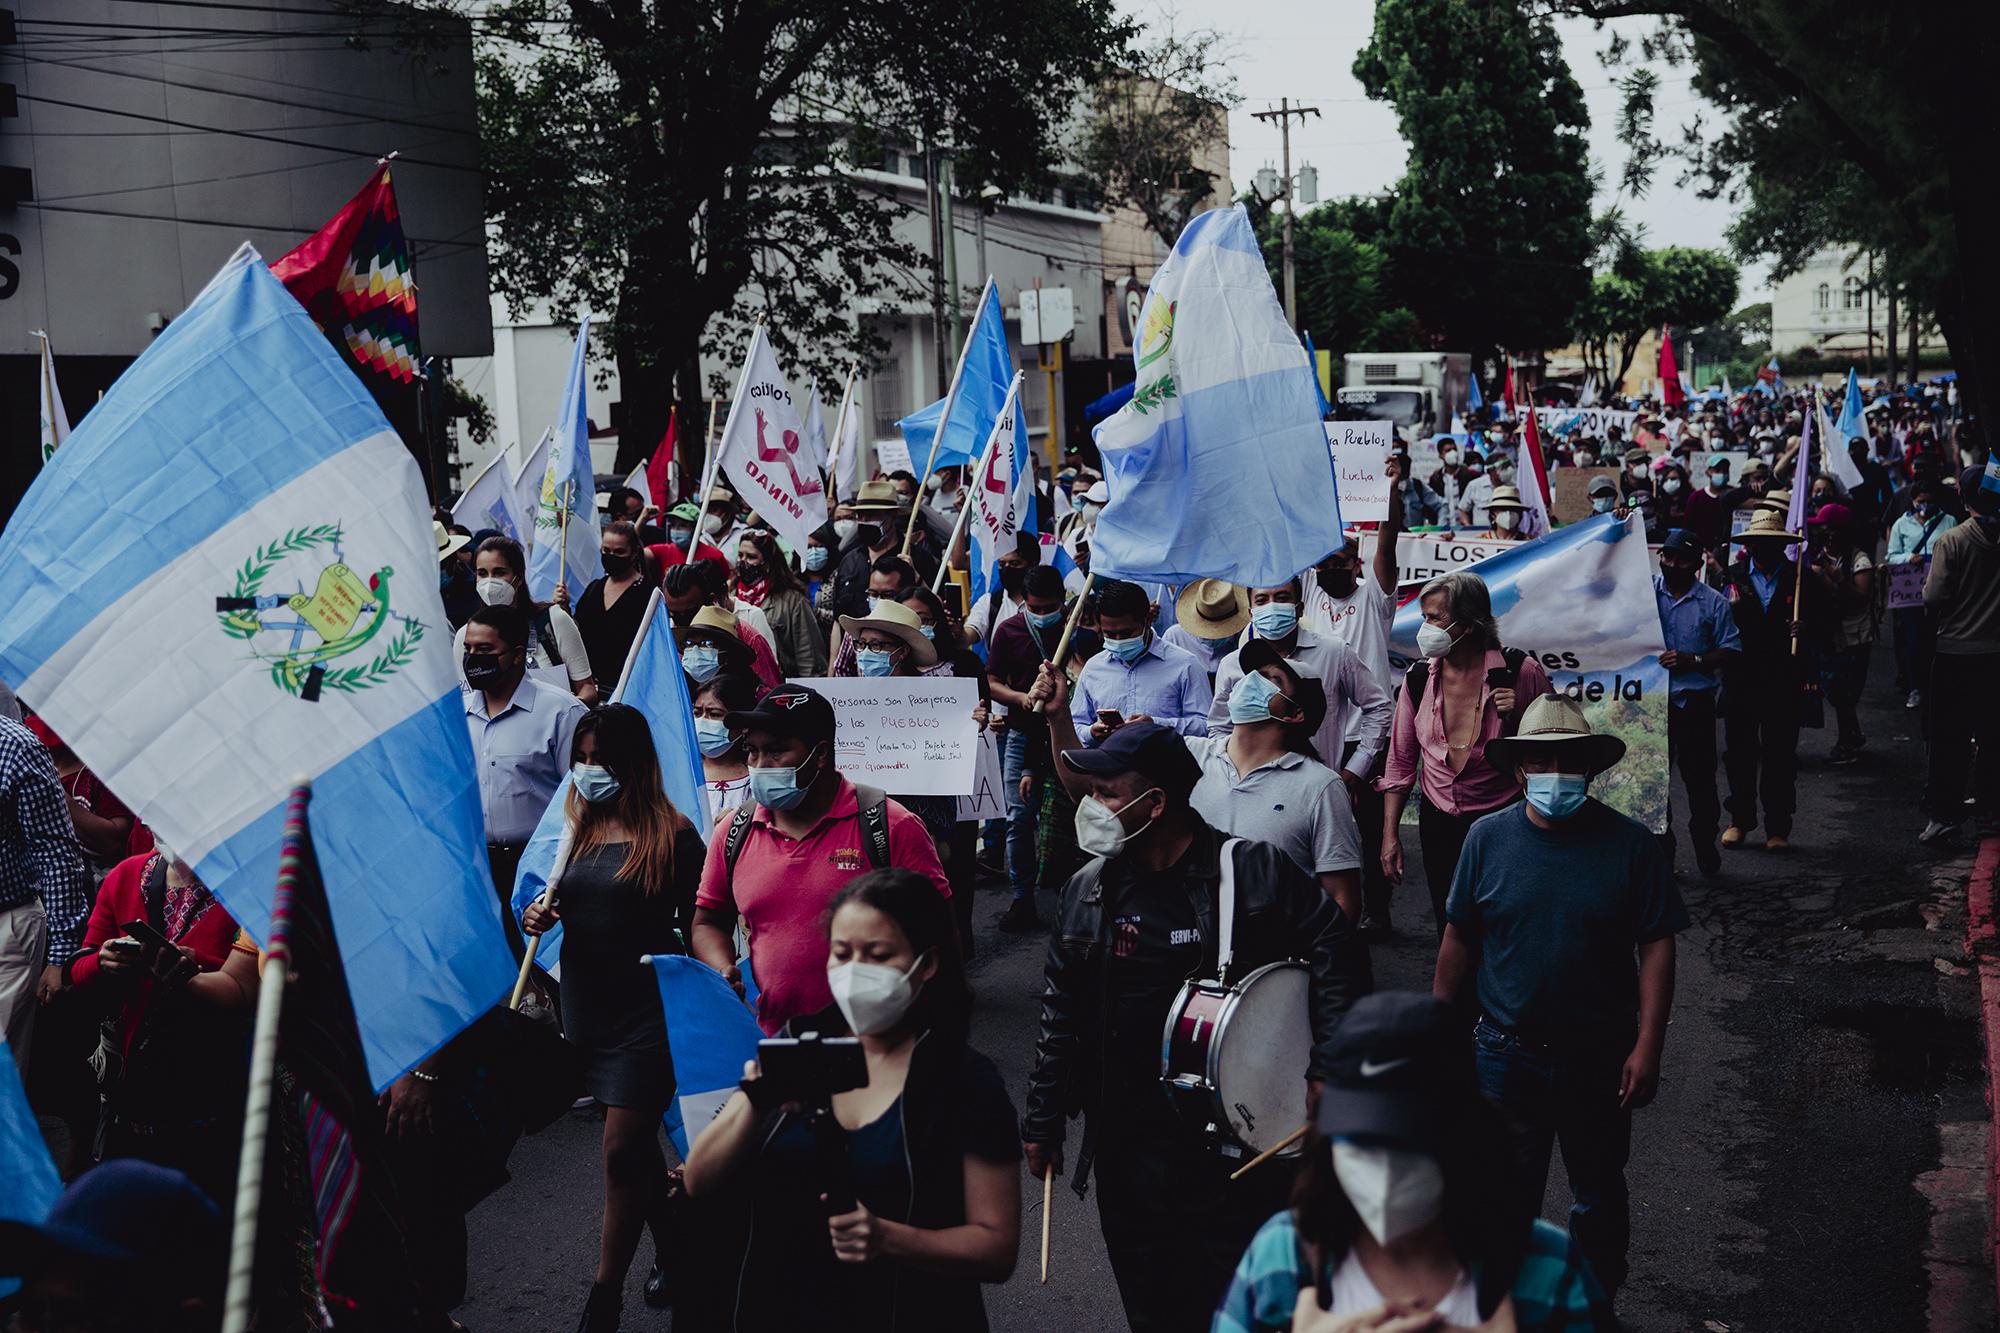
top-left (1003, 728), bottom-right (1037, 901)
top-left (1473, 1018), bottom-right (1633, 1292)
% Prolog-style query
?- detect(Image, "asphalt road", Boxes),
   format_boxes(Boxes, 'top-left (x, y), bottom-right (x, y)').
top-left (461, 666), bottom-right (1993, 1332)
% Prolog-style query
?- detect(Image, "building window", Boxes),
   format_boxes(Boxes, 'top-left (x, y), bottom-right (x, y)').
top-left (1816, 283), bottom-right (1830, 311)
top-left (1843, 276), bottom-right (1863, 310)
top-left (871, 360), bottom-right (904, 437)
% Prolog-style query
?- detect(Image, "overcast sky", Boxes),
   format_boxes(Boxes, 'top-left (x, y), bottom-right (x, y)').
top-left (1141, 0), bottom-right (1771, 302)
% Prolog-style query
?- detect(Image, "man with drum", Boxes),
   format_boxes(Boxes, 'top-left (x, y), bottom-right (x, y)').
top-left (1016, 706), bottom-right (1370, 1332)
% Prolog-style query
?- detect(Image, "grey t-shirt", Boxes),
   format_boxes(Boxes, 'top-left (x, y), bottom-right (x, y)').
top-left (1446, 799), bottom-right (1689, 1040)
top-left (1185, 736), bottom-right (1361, 877)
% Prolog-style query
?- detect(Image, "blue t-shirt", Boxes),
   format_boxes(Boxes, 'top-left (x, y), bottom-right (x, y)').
top-left (1445, 800), bottom-right (1688, 1040)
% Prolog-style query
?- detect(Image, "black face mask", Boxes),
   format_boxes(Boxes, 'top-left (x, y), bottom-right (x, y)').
top-left (1317, 565), bottom-right (1357, 598)
top-left (737, 561), bottom-right (765, 583)
top-left (999, 566), bottom-right (1028, 595)
top-left (601, 552), bottom-right (634, 577)
top-left (464, 651), bottom-right (509, 689)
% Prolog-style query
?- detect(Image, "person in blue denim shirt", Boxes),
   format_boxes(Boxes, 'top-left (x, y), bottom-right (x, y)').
top-left (1432, 696), bottom-right (1687, 1302)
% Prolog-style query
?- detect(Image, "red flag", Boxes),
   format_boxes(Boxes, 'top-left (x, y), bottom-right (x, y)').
top-left (645, 408), bottom-right (677, 510)
top-left (1519, 401), bottom-right (1553, 510)
top-left (1658, 325), bottom-right (1685, 407)
top-left (1503, 364), bottom-right (1517, 418)
top-left (270, 164), bottom-right (420, 385)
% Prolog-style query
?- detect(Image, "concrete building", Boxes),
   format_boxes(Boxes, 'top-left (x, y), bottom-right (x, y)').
top-left (0, 0), bottom-right (492, 518)
top-left (1771, 245), bottom-right (1934, 362)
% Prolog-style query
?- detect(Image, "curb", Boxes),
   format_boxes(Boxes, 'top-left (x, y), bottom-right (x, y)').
top-left (1964, 833), bottom-right (2000, 1318)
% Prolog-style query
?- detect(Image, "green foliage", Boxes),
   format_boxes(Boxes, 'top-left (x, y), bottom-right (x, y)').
top-left (1688, 301), bottom-right (1770, 375)
top-left (1575, 246), bottom-right (1738, 384)
top-left (1253, 199), bottom-right (1421, 367)
top-left (442, 375), bottom-right (494, 447)
top-left (1352, 0), bottom-right (1595, 362)
top-left (1078, 22), bottom-right (1238, 252)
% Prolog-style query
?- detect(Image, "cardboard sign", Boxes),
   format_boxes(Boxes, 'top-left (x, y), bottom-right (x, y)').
top-left (956, 730), bottom-right (1006, 821)
top-left (794, 676), bottom-right (980, 795)
top-left (1888, 559), bottom-right (1929, 611)
top-left (1326, 420), bottom-right (1396, 523)
top-left (1553, 467), bottom-right (1622, 526)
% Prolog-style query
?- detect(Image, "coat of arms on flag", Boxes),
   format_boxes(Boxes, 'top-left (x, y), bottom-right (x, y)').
top-left (270, 164), bottom-right (420, 385)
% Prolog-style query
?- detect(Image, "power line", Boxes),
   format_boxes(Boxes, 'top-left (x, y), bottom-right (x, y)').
top-left (13, 199), bottom-right (486, 258)
top-left (16, 93), bottom-right (479, 172)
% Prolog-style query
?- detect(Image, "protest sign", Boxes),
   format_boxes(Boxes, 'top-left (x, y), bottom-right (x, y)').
top-left (1326, 420), bottom-right (1395, 523)
top-left (1534, 406), bottom-right (1638, 439)
top-left (876, 435), bottom-right (913, 476)
top-left (1887, 559), bottom-right (1928, 610)
top-left (1706, 450), bottom-right (1751, 483)
top-left (1359, 531), bottom-right (1518, 588)
top-left (1553, 467), bottom-right (1621, 525)
top-left (957, 730), bottom-right (1006, 821)
top-left (796, 676), bottom-right (980, 795)
top-left (1731, 506), bottom-right (1757, 536)
top-left (1389, 513), bottom-right (1670, 831)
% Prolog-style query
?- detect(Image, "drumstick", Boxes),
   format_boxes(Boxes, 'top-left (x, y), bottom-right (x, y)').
top-left (1229, 1123), bottom-right (1310, 1181)
top-left (1039, 1164), bottom-right (1053, 1283)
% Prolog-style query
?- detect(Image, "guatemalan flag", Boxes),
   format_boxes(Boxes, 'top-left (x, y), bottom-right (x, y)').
top-left (0, 246), bottom-right (514, 1090)
top-left (647, 954), bottom-right (764, 1155)
top-left (966, 373), bottom-right (1033, 657)
top-left (897, 280), bottom-right (1012, 475)
top-left (527, 317), bottom-right (602, 601)
top-left (1089, 205), bottom-right (1341, 588)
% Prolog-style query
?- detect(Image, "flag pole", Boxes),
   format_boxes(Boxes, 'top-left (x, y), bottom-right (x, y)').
top-left (1791, 387), bottom-right (1812, 659)
top-left (824, 363), bottom-right (860, 505)
top-left (556, 482), bottom-right (573, 596)
top-left (931, 372), bottom-right (1023, 595)
top-left (699, 319), bottom-right (767, 560)
top-left (688, 399), bottom-right (722, 555)
top-left (1027, 569), bottom-right (1096, 713)
top-left (222, 780), bottom-right (313, 1333)
top-left (902, 276), bottom-right (997, 560)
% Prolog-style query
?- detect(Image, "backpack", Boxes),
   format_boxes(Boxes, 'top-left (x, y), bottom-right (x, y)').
top-left (1404, 647), bottom-right (1531, 738)
top-left (721, 782), bottom-right (893, 885)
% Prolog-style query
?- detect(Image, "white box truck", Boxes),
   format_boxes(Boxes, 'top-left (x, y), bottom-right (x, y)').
top-left (1335, 352), bottom-right (1472, 440)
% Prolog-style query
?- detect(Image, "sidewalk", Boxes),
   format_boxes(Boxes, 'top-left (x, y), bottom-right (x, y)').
top-left (1963, 833), bottom-right (2000, 1319)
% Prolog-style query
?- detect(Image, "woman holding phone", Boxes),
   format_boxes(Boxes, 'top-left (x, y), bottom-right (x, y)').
top-left (682, 868), bottom-right (1021, 1332)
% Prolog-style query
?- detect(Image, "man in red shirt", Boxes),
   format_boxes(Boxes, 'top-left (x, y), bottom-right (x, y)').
top-left (646, 501), bottom-right (731, 579)
top-left (690, 686), bottom-right (950, 1033)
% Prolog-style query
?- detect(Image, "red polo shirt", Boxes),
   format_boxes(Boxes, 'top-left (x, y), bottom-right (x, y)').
top-left (649, 540), bottom-right (731, 576)
top-left (696, 777), bottom-right (950, 1033)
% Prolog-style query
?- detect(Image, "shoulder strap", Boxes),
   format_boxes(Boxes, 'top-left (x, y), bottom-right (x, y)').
top-left (1404, 659), bottom-right (1430, 711)
top-left (1216, 837), bottom-right (1244, 984)
top-left (851, 783), bottom-right (892, 869)
top-left (1501, 646), bottom-right (1528, 683)
top-left (721, 805), bottom-right (757, 888)
top-left (141, 853), bottom-right (169, 933)
top-left (532, 607), bottom-right (564, 665)
top-left (1915, 511), bottom-right (1946, 554)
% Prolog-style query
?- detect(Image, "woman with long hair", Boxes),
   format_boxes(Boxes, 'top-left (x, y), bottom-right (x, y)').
top-left (1212, 993), bottom-right (1613, 1333)
top-left (571, 520), bottom-right (656, 689)
top-left (691, 672), bottom-right (759, 821)
top-left (458, 535), bottom-right (599, 703)
top-left (737, 529), bottom-right (828, 676)
top-left (520, 703), bottom-right (705, 1333)
top-left (682, 868), bottom-right (1021, 1332)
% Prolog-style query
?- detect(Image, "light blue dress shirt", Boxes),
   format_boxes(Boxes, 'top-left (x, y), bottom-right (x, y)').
top-left (464, 675), bottom-right (588, 843)
top-left (1653, 573), bottom-right (1741, 704)
top-left (1072, 633), bottom-right (1215, 740)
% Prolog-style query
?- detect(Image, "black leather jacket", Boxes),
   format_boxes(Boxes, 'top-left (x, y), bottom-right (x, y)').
top-left (1020, 821), bottom-right (1370, 1187)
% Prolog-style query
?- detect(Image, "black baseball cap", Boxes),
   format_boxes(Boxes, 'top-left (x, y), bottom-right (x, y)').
top-left (1313, 992), bottom-right (1475, 1154)
top-left (724, 684), bottom-right (836, 744)
top-left (0, 1159), bottom-right (223, 1277)
top-left (1659, 528), bottom-right (1702, 557)
top-left (1237, 639), bottom-right (1328, 738)
top-left (1060, 720), bottom-right (1201, 799)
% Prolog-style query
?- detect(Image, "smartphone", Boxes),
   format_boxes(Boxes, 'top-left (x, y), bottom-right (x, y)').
top-left (1096, 709), bottom-right (1124, 729)
top-left (753, 1034), bottom-right (868, 1107)
top-left (117, 919), bottom-right (176, 961)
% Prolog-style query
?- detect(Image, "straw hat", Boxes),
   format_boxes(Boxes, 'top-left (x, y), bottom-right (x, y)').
top-left (434, 520), bottom-right (470, 562)
top-left (1485, 695), bottom-right (1627, 775)
top-left (1486, 485), bottom-right (1528, 513)
top-left (836, 597), bottom-right (938, 668)
top-left (1754, 487), bottom-right (1791, 516)
top-left (1731, 509), bottom-right (1802, 544)
top-left (850, 479), bottom-right (907, 515)
top-left (682, 606), bottom-right (755, 671)
top-left (1174, 579), bottom-right (1250, 640)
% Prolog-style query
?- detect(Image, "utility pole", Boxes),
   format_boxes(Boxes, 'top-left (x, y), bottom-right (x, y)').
top-left (923, 134), bottom-right (947, 394)
top-left (1251, 97), bottom-right (1320, 330)
top-left (941, 156), bottom-right (963, 357)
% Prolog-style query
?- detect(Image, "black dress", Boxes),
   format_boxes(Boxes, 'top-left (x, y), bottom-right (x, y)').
top-left (554, 828), bottom-right (706, 1108)
top-left (574, 572), bottom-right (656, 689)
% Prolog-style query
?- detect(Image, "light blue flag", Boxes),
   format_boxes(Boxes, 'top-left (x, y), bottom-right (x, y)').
top-left (1089, 205), bottom-right (1341, 588)
top-left (1834, 366), bottom-right (1865, 442)
top-left (527, 317), bottom-right (603, 601)
top-left (1302, 330), bottom-right (1331, 418)
top-left (648, 954), bottom-right (764, 1156)
top-left (0, 1041), bottom-right (59, 1297)
top-left (896, 282), bottom-right (1013, 476)
top-left (0, 245), bottom-right (513, 1090)
top-left (512, 588), bottom-right (710, 971)
top-left (1467, 373), bottom-right (1484, 413)
top-left (450, 445), bottom-right (526, 545)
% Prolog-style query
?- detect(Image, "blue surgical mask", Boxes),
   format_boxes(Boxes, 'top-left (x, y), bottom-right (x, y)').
top-left (856, 647), bottom-right (898, 676)
top-left (1249, 603), bottom-right (1298, 639)
top-left (693, 717), bottom-right (735, 758)
top-left (1027, 609), bottom-right (1065, 631)
top-left (1227, 670), bottom-right (1290, 725)
top-left (573, 763), bottom-right (621, 804)
top-left (917, 624), bottom-right (936, 641)
top-left (669, 526), bottom-right (695, 547)
top-left (750, 747), bottom-right (821, 811)
top-left (682, 644), bottom-right (721, 683)
top-left (1591, 495), bottom-right (1616, 514)
top-left (803, 546), bottom-right (830, 572)
top-left (1522, 771), bottom-right (1588, 820)
top-left (1104, 634), bottom-right (1147, 663)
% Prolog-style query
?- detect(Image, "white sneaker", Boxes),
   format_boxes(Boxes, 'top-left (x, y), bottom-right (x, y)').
top-left (1906, 690), bottom-right (1923, 709)
top-left (1918, 819), bottom-right (1961, 844)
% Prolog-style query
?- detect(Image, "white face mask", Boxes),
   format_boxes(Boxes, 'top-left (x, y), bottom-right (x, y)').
top-left (827, 953), bottom-right (928, 1036)
top-left (832, 519), bottom-right (859, 545)
top-left (1662, 477), bottom-right (1682, 494)
top-left (1332, 1141), bottom-right (1446, 1247)
top-left (475, 576), bottom-right (514, 606)
top-left (1073, 791), bottom-right (1158, 857)
top-left (1493, 510), bottom-right (1519, 531)
top-left (1416, 621), bottom-right (1456, 659)
top-left (703, 513), bottom-right (726, 537)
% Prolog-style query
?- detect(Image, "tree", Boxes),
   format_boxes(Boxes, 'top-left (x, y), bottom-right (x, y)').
top-left (1250, 198), bottom-right (1418, 367)
top-left (1687, 300), bottom-right (1769, 377)
top-left (1352, 0), bottom-right (1595, 367)
top-left (1077, 21), bottom-right (1239, 252)
top-left (1575, 246), bottom-right (1737, 385)
top-left (1553, 0), bottom-right (1999, 433)
top-left (472, 0), bottom-right (1133, 471)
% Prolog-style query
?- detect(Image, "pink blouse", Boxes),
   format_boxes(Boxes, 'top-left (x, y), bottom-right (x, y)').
top-left (1378, 648), bottom-right (1556, 815)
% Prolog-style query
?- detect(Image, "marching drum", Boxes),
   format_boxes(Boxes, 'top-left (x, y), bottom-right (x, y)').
top-left (1160, 960), bottom-right (1312, 1156)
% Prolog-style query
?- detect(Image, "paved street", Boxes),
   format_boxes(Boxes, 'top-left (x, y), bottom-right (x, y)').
top-left (463, 669), bottom-right (1994, 1332)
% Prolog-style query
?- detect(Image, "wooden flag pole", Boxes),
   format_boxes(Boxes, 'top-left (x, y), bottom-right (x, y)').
top-left (1027, 569), bottom-right (1096, 713)
top-left (1039, 1164), bottom-right (1054, 1283)
top-left (700, 317), bottom-right (768, 558)
top-left (903, 275), bottom-right (998, 561)
top-left (222, 781), bottom-right (312, 1333)
top-left (1229, 1123), bottom-right (1310, 1180)
top-left (1790, 387), bottom-right (1812, 659)
top-left (824, 363), bottom-right (860, 505)
top-left (556, 481), bottom-right (573, 596)
top-left (930, 371), bottom-right (1023, 595)
top-left (689, 398), bottom-right (722, 557)
top-left (508, 834), bottom-right (575, 1009)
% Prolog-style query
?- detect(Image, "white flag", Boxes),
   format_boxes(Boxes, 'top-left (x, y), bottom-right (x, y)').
top-left (1817, 396), bottom-right (1866, 490)
top-left (508, 427), bottom-right (552, 552)
top-left (968, 375), bottom-right (1030, 596)
top-left (834, 390), bottom-right (861, 502)
top-left (714, 326), bottom-right (827, 550)
top-left (451, 446), bottom-right (527, 545)
top-left (35, 333), bottom-right (70, 464)
top-left (1578, 375), bottom-right (1600, 408)
top-left (802, 387), bottom-right (831, 472)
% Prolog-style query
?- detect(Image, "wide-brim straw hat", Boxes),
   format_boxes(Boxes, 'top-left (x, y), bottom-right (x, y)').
top-left (1486, 485), bottom-right (1529, 513)
top-left (836, 597), bottom-right (938, 668)
top-left (1731, 508), bottom-right (1802, 544)
top-left (1485, 695), bottom-right (1627, 775)
top-left (434, 520), bottom-right (471, 562)
top-left (850, 479), bottom-right (908, 515)
top-left (682, 605), bottom-right (755, 671)
top-left (1175, 579), bottom-right (1250, 640)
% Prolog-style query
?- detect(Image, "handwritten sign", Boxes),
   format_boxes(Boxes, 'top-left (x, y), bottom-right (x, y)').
top-left (793, 676), bottom-right (979, 796)
top-left (1325, 420), bottom-right (1395, 523)
top-left (1887, 559), bottom-right (1929, 611)
top-left (956, 730), bottom-right (1006, 821)
top-left (875, 436), bottom-right (914, 477)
